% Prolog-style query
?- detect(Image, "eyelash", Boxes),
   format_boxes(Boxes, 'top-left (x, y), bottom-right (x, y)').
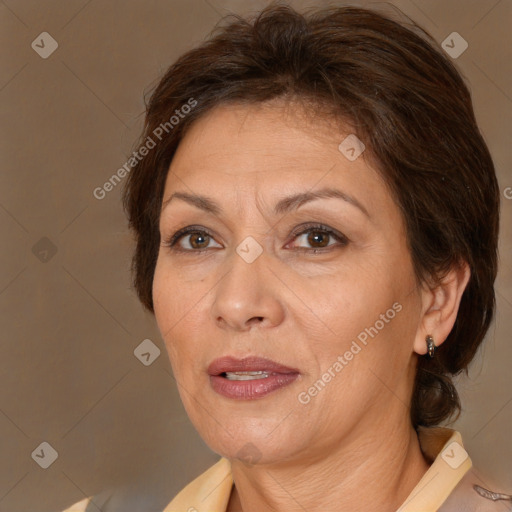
top-left (162, 223), bottom-right (349, 254)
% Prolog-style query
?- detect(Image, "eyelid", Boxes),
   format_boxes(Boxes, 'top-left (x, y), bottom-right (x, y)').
top-left (286, 222), bottom-right (349, 250)
top-left (163, 222), bottom-right (349, 252)
top-left (289, 222), bottom-right (348, 242)
top-left (162, 225), bottom-right (220, 250)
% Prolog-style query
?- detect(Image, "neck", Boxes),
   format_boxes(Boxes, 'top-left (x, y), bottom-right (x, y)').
top-left (227, 415), bottom-right (430, 512)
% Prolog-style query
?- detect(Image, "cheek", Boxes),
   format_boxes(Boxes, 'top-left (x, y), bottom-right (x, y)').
top-left (153, 255), bottom-right (200, 323)
top-left (152, 256), bottom-right (213, 372)
top-left (303, 264), bottom-right (390, 332)
top-left (152, 261), bottom-right (176, 334)
top-left (153, 260), bottom-right (191, 358)
top-left (300, 256), bottom-right (416, 376)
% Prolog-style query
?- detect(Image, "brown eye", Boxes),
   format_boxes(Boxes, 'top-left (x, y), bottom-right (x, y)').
top-left (164, 227), bottom-right (222, 252)
top-left (188, 232), bottom-right (210, 249)
top-left (306, 230), bottom-right (330, 248)
top-left (290, 224), bottom-right (348, 252)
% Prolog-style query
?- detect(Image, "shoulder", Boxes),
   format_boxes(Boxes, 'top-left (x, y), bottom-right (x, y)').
top-left (163, 457), bottom-right (233, 511)
top-left (60, 458), bottom-right (231, 512)
top-left (60, 497), bottom-right (91, 511)
top-left (60, 490), bottom-right (113, 511)
top-left (439, 467), bottom-right (512, 512)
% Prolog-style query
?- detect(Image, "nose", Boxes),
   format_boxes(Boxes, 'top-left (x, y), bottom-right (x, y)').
top-left (210, 246), bottom-right (285, 332)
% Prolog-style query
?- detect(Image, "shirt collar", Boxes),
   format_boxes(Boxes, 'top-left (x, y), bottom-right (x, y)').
top-left (165, 427), bottom-right (471, 512)
top-left (398, 427), bottom-right (472, 511)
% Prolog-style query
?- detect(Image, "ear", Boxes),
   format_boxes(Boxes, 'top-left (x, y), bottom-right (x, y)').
top-left (413, 261), bottom-right (471, 355)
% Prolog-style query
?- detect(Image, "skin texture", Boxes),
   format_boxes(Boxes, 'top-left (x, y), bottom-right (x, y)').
top-left (152, 100), bottom-right (470, 512)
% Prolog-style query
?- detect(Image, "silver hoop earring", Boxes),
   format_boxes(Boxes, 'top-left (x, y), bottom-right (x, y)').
top-left (426, 335), bottom-right (436, 358)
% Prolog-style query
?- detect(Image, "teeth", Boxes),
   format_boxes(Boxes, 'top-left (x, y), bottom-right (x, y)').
top-left (224, 371), bottom-right (270, 381)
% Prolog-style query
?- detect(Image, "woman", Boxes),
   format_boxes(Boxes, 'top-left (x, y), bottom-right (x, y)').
top-left (63, 3), bottom-right (509, 511)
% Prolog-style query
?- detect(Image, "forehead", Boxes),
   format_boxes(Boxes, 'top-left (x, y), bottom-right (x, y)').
top-left (163, 101), bottom-right (391, 216)
top-left (172, 101), bottom-right (358, 172)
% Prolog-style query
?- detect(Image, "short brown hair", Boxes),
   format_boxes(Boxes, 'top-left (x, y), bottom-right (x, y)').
top-left (122, 3), bottom-right (500, 428)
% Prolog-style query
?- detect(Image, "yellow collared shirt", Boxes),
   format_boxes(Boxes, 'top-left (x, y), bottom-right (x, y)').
top-left (62, 427), bottom-right (507, 511)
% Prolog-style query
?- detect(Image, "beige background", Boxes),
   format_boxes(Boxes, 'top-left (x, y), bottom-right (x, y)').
top-left (1, 0), bottom-right (511, 510)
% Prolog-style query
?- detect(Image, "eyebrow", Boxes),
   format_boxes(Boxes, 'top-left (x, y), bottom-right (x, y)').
top-left (160, 187), bottom-right (370, 218)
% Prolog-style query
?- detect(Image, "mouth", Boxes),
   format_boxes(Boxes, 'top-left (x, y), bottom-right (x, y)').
top-left (223, 370), bottom-right (273, 381)
top-left (207, 356), bottom-right (300, 400)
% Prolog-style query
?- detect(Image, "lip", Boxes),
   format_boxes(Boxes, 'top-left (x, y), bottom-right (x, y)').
top-left (208, 356), bottom-right (300, 400)
top-left (208, 356), bottom-right (299, 376)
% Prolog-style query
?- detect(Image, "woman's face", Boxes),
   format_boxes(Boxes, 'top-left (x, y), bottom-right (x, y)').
top-left (153, 101), bottom-right (425, 464)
